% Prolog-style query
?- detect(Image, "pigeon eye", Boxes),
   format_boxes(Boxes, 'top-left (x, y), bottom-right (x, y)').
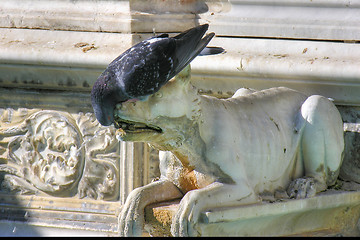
top-left (155, 92), bottom-right (163, 98)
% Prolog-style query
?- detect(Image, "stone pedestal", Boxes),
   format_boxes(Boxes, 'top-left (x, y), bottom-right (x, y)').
top-left (145, 188), bottom-right (360, 237)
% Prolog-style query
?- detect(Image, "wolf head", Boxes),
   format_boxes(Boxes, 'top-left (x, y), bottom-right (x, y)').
top-left (113, 66), bottom-right (201, 144)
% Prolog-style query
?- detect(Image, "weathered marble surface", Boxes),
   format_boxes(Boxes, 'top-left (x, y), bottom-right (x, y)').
top-left (0, 108), bottom-right (120, 200)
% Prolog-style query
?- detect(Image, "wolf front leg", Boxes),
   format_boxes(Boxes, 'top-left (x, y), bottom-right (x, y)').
top-left (171, 181), bottom-right (260, 236)
top-left (118, 179), bottom-right (183, 236)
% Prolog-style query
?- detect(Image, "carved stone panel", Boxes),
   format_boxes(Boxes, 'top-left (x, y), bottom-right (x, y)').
top-left (0, 108), bottom-right (120, 201)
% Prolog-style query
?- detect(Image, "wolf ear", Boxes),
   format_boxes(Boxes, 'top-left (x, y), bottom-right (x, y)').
top-left (174, 64), bottom-right (191, 85)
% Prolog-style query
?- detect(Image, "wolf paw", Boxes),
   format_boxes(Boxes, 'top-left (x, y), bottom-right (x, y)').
top-left (287, 177), bottom-right (316, 199)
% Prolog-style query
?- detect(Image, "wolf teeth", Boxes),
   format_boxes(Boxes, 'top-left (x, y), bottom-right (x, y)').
top-left (114, 118), bottom-right (162, 133)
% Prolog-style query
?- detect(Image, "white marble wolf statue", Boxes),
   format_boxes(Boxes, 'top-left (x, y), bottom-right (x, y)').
top-left (114, 66), bottom-right (344, 236)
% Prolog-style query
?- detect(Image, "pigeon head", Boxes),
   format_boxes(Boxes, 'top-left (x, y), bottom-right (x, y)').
top-left (91, 24), bottom-right (215, 127)
top-left (91, 71), bottom-right (129, 126)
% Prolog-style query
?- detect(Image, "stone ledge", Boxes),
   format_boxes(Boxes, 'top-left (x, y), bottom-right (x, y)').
top-left (1, 28), bottom-right (360, 106)
top-left (144, 189), bottom-right (360, 237)
top-left (0, 193), bottom-right (121, 236)
top-left (2, 0), bottom-right (360, 41)
top-left (199, 0), bottom-right (360, 41)
top-left (0, 0), bottom-right (131, 33)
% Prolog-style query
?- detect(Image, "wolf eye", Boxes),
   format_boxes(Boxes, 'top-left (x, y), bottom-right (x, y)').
top-left (155, 92), bottom-right (163, 98)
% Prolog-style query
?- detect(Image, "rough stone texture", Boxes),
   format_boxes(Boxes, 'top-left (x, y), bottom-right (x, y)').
top-left (338, 106), bottom-right (360, 183)
top-left (144, 200), bottom-right (180, 237)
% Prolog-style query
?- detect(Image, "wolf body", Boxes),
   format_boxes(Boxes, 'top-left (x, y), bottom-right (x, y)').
top-left (115, 68), bottom-right (344, 236)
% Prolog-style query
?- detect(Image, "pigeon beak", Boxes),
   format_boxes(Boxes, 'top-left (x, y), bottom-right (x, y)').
top-left (92, 103), bottom-right (114, 126)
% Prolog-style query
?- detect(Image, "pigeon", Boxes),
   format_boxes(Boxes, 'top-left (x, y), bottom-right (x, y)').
top-left (91, 24), bottom-right (215, 126)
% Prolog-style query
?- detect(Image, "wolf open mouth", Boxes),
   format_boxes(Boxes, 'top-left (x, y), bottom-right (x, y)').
top-left (114, 118), bottom-right (162, 133)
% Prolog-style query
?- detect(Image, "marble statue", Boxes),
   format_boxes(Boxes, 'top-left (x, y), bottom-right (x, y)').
top-left (114, 66), bottom-right (344, 236)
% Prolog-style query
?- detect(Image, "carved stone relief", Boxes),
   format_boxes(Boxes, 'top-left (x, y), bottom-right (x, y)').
top-left (0, 108), bottom-right (121, 201)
